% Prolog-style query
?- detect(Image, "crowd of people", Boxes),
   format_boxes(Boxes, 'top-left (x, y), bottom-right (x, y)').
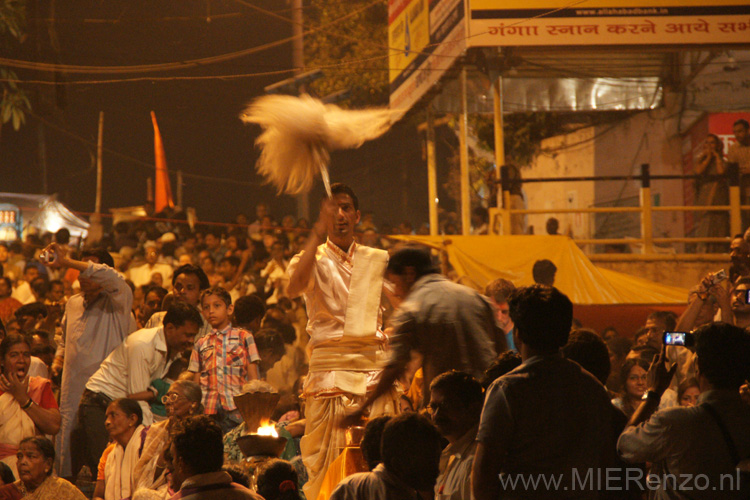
top-left (0, 181), bottom-right (749, 500)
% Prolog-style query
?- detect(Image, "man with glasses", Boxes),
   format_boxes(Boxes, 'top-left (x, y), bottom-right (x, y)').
top-left (73, 302), bottom-right (202, 477)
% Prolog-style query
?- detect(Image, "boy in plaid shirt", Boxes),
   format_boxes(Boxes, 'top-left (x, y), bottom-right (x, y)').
top-left (189, 286), bottom-right (260, 432)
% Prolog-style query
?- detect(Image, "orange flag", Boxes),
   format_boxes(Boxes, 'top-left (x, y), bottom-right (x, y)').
top-left (151, 111), bottom-right (174, 213)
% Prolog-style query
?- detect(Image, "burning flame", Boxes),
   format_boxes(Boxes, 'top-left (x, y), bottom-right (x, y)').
top-left (256, 423), bottom-right (278, 437)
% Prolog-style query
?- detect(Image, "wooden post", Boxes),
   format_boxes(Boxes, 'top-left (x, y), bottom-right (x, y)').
top-left (459, 67), bottom-right (471, 235)
top-left (728, 162), bottom-right (741, 236)
top-left (176, 170), bottom-right (183, 209)
top-left (493, 77), bottom-right (504, 210)
top-left (501, 165), bottom-right (511, 235)
top-left (95, 111), bottom-right (104, 214)
top-left (292, 0), bottom-right (310, 219)
top-left (427, 106), bottom-right (438, 236)
top-left (640, 164), bottom-right (653, 254)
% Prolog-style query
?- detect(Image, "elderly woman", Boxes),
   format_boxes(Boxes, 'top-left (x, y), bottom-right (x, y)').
top-left (93, 399), bottom-right (147, 500)
top-left (0, 437), bottom-right (85, 500)
top-left (0, 336), bottom-right (60, 477)
top-left (132, 381), bottom-right (203, 496)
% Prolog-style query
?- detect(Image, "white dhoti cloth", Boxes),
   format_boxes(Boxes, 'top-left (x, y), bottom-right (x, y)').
top-left (301, 385), bottom-right (400, 500)
top-left (289, 242), bottom-right (399, 500)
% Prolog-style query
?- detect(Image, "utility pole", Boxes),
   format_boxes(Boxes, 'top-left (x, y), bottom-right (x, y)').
top-left (493, 76), bottom-right (505, 212)
top-left (95, 111), bottom-right (104, 214)
top-left (38, 124), bottom-right (48, 194)
top-left (176, 170), bottom-right (183, 209)
top-left (459, 68), bottom-right (471, 235)
top-left (426, 105), bottom-right (438, 236)
top-left (88, 111), bottom-right (105, 245)
top-left (292, 0), bottom-right (310, 220)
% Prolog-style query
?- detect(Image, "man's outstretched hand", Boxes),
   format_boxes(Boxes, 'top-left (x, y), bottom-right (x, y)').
top-left (339, 407), bottom-right (366, 429)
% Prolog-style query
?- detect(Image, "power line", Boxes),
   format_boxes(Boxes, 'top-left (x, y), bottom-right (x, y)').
top-left (3, 0), bottom-right (597, 76)
top-left (5, 58), bottom-right (731, 87)
top-left (0, 0), bottom-right (384, 74)
top-left (0, 54), bottom-right (392, 85)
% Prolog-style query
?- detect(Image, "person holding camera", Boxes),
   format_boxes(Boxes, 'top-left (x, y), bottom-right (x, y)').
top-left (667, 271), bottom-right (732, 391)
top-left (675, 272), bottom-right (730, 334)
top-left (42, 243), bottom-right (136, 479)
top-left (618, 323), bottom-right (750, 499)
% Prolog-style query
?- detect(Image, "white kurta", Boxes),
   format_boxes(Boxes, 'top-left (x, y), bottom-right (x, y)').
top-left (54, 262), bottom-right (136, 478)
top-left (287, 240), bottom-right (387, 397)
top-left (287, 240), bottom-right (398, 500)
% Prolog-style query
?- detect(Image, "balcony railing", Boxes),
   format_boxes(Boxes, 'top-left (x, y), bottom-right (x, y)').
top-left (490, 163), bottom-right (742, 260)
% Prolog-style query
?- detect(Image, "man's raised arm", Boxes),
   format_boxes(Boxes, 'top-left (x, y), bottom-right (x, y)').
top-left (45, 242), bottom-right (132, 312)
top-left (287, 199), bottom-right (335, 298)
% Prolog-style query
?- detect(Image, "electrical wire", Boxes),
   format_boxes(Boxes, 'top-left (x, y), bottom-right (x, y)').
top-left (7, 0), bottom-right (734, 88)
top-left (0, 56), bottom-right (742, 87)
top-left (0, 0), bottom-right (384, 74)
top-left (2, 0), bottom-right (599, 76)
top-left (0, 54), bottom-right (393, 85)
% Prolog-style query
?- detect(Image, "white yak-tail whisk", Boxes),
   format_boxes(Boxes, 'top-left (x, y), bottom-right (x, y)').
top-left (241, 94), bottom-right (399, 197)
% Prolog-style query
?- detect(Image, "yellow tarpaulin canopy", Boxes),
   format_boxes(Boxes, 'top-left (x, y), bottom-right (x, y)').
top-left (391, 235), bottom-right (688, 305)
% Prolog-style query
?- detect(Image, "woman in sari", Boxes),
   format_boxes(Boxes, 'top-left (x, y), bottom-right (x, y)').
top-left (0, 336), bottom-right (60, 477)
top-left (132, 381), bottom-right (203, 497)
top-left (93, 399), bottom-right (147, 500)
top-left (0, 437), bottom-right (85, 500)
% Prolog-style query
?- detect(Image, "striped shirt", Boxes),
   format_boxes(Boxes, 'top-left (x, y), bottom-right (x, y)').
top-left (188, 325), bottom-right (260, 414)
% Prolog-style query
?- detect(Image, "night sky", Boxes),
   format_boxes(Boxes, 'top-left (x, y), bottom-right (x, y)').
top-left (1, 0), bottom-right (432, 230)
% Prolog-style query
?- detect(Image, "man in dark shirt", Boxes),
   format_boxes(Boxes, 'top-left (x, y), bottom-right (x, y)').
top-left (167, 416), bottom-right (263, 500)
top-left (330, 413), bottom-right (442, 500)
top-left (472, 285), bottom-right (614, 500)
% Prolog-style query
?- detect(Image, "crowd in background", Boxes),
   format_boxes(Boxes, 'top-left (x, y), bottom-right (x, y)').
top-left (0, 190), bottom-right (749, 500)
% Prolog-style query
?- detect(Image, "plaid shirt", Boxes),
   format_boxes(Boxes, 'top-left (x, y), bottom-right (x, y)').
top-left (188, 324), bottom-right (260, 414)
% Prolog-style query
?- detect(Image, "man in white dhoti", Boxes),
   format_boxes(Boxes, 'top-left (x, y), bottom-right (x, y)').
top-left (47, 244), bottom-right (136, 479)
top-left (286, 183), bottom-right (399, 500)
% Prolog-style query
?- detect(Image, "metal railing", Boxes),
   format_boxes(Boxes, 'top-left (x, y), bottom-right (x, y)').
top-left (491, 163), bottom-right (742, 259)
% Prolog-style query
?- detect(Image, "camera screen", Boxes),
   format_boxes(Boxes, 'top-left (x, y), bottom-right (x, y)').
top-left (664, 332), bottom-right (685, 345)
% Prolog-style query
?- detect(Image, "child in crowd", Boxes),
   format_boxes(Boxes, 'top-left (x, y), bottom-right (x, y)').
top-left (188, 286), bottom-right (260, 432)
top-left (149, 358), bottom-right (187, 420)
